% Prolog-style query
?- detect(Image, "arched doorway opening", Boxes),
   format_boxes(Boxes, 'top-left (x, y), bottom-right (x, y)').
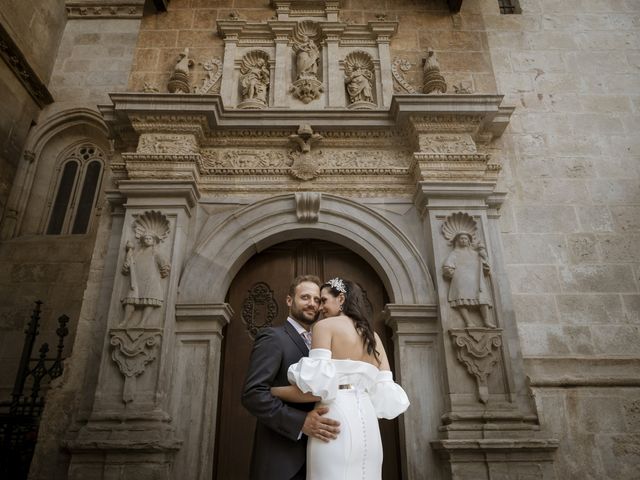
top-left (213, 239), bottom-right (402, 479)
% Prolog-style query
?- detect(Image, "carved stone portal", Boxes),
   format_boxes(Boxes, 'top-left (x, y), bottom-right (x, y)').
top-left (110, 328), bottom-right (163, 404)
top-left (449, 328), bottom-right (502, 404)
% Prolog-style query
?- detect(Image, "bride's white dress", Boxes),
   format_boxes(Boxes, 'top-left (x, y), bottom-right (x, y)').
top-left (288, 348), bottom-right (410, 480)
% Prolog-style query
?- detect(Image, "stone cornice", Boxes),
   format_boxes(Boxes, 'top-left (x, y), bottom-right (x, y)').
top-left (100, 93), bottom-right (512, 143)
top-left (65, 1), bottom-right (145, 19)
top-left (0, 21), bottom-right (54, 107)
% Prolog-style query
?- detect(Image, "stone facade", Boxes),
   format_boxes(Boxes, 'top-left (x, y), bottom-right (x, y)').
top-left (0, 1), bottom-right (637, 479)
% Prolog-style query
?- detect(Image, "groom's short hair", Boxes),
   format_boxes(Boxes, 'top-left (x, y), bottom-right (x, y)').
top-left (288, 274), bottom-right (321, 296)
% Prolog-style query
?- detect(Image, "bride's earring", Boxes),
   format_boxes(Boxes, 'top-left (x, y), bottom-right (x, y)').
top-left (339, 303), bottom-right (343, 312)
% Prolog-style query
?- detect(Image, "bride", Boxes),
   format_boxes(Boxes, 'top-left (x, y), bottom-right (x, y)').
top-left (271, 278), bottom-right (410, 479)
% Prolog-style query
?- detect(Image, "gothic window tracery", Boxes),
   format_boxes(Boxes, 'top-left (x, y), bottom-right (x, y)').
top-left (45, 144), bottom-right (104, 235)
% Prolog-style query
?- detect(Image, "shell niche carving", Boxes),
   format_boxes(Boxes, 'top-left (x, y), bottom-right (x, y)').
top-left (441, 212), bottom-right (478, 244)
top-left (238, 50), bottom-right (270, 109)
top-left (134, 211), bottom-right (171, 242)
top-left (344, 51), bottom-right (376, 108)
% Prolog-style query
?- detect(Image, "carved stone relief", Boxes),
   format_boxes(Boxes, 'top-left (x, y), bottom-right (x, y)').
top-left (242, 282), bottom-right (278, 338)
top-left (168, 48), bottom-right (193, 93)
top-left (344, 51), bottom-right (376, 109)
top-left (441, 212), bottom-right (495, 328)
top-left (137, 134), bottom-right (199, 155)
top-left (110, 328), bottom-right (163, 403)
top-left (392, 57), bottom-right (417, 94)
top-left (194, 57), bottom-right (223, 94)
top-left (422, 48), bottom-right (447, 94)
top-left (419, 134), bottom-right (477, 154)
top-left (121, 211), bottom-right (171, 327)
top-left (449, 328), bottom-right (502, 403)
top-left (238, 51), bottom-right (270, 109)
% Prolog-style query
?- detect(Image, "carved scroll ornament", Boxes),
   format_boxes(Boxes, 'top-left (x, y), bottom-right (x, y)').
top-left (242, 282), bottom-right (278, 338)
top-left (449, 328), bottom-right (502, 404)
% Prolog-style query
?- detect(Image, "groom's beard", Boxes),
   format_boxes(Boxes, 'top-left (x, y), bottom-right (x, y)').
top-left (290, 300), bottom-right (318, 328)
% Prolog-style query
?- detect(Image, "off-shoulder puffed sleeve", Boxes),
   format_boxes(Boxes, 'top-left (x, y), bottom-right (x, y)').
top-left (287, 348), bottom-right (338, 402)
top-left (368, 370), bottom-right (410, 419)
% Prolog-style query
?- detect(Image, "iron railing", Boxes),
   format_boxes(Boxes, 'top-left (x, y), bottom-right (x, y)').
top-left (0, 301), bottom-right (69, 479)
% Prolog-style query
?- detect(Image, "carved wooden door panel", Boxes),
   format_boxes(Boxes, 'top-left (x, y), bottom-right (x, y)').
top-left (214, 239), bottom-right (401, 480)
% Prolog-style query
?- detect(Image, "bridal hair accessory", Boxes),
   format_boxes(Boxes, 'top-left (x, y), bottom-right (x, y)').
top-left (327, 277), bottom-right (347, 294)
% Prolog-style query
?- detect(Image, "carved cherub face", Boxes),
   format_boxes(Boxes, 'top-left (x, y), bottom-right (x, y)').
top-left (455, 233), bottom-right (471, 248)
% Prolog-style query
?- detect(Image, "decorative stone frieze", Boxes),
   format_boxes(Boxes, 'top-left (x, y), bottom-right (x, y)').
top-left (65, 2), bottom-right (144, 19)
top-left (0, 22), bottom-right (53, 107)
top-left (109, 328), bottom-right (163, 403)
top-left (137, 134), bottom-right (199, 155)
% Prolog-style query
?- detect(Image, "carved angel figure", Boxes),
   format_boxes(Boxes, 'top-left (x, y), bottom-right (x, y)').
top-left (442, 213), bottom-right (495, 328)
top-left (121, 211), bottom-right (171, 326)
top-left (294, 35), bottom-right (320, 80)
top-left (240, 53), bottom-right (270, 104)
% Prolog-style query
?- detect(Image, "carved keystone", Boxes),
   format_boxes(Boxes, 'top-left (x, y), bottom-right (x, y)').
top-left (295, 192), bottom-right (321, 223)
top-left (110, 328), bottom-right (163, 403)
top-left (449, 328), bottom-right (502, 404)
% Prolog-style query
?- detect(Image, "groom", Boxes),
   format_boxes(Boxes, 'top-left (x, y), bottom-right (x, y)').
top-left (242, 275), bottom-right (340, 480)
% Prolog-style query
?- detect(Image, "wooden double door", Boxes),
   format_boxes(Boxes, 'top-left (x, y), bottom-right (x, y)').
top-left (214, 239), bottom-right (401, 479)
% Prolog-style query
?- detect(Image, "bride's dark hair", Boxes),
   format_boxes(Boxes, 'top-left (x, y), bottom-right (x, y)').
top-left (322, 278), bottom-right (380, 364)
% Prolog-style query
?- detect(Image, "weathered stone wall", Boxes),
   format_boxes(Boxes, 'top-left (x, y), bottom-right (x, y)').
top-left (483, 0), bottom-right (640, 477)
top-left (0, 0), bottom-right (66, 220)
top-left (49, 16), bottom-right (142, 104)
top-left (128, 0), bottom-right (496, 95)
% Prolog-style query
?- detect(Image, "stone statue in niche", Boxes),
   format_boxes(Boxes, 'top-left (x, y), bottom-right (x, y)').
top-left (290, 21), bottom-right (324, 103)
top-left (294, 35), bottom-right (320, 80)
top-left (168, 48), bottom-right (193, 93)
top-left (121, 211), bottom-right (171, 326)
top-left (238, 51), bottom-right (270, 109)
top-left (422, 48), bottom-right (447, 94)
top-left (442, 212), bottom-right (495, 328)
top-left (344, 51), bottom-right (375, 109)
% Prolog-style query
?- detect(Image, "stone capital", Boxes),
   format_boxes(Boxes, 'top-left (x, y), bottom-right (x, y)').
top-left (175, 303), bottom-right (234, 335)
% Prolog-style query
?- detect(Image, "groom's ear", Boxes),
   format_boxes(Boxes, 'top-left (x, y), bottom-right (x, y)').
top-left (286, 295), bottom-right (293, 308)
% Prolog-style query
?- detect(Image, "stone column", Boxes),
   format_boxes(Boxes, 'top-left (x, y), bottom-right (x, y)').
top-left (269, 24), bottom-right (295, 107)
top-left (172, 303), bottom-right (233, 480)
top-left (383, 304), bottom-right (444, 480)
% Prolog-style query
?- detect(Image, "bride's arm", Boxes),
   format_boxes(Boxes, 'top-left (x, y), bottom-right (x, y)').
top-left (271, 385), bottom-right (320, 403)
top-left (374, 332), bottom-right (391, 371)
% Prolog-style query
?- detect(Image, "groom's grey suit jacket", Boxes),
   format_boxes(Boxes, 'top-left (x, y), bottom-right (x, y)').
top-left (241, 320), bottom-right (313, 480)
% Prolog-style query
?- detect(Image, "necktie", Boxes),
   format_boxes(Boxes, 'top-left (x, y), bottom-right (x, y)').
top-left (301, 330), bottom-right (312, 349)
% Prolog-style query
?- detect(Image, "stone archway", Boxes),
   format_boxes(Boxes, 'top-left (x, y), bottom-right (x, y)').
top-left (173, 193), bottom-right (440, 480)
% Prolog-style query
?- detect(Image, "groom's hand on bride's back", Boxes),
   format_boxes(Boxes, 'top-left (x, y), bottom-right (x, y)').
top-left (302, 406), bottom-right (340, 442)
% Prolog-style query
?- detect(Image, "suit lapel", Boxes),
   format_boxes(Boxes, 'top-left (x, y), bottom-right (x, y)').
top-left (284, 320), bottom-right (309, 356)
